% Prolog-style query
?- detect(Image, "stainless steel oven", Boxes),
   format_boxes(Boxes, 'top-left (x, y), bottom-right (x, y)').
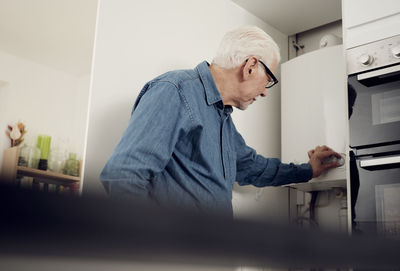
top-left (347, 34), bottom-right (400, 239)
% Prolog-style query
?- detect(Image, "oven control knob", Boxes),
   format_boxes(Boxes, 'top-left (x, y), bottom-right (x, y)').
top-left (359, 54), bottom-right (374, 66)
top-left (392, 45), bottom-right (400, 58)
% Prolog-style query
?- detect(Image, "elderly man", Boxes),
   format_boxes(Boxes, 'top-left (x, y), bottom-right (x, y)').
top-left (100, 26), bottom-right (340, 216)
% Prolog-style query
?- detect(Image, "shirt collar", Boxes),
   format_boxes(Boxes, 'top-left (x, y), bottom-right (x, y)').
top-left (196, 61), bottom-right (223, 106)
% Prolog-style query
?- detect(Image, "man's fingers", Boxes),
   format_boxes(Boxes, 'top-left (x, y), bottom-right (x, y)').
top-left (329, 152), bottom-right (342, 159)
top-left (318, 145), bottom-right (333, 152)
top-left (324, 162), bottom-right (340, 170)
top-left (316, 150), bottom-right (337, 159)
top-left (313, 145), bottom-right (334, 153)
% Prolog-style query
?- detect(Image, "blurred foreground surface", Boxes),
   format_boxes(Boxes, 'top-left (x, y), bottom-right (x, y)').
top-left (1, 184), bottom-right (400, 270)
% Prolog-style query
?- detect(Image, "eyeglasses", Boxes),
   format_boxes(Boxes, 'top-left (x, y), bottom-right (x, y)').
top-left (258, 59), bottom-right (279, 89)
top-left (245, 59), bottom-right (279, 89)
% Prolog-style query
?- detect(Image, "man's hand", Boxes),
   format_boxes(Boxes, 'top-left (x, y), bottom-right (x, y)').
top-left (307, 145), bottom-right (341, 178)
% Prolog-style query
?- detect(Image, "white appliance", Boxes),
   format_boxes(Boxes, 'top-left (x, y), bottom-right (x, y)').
top-left (346, 35), bottom-right (400, 239)
top-left (281, 45), bottom-right (347, 191)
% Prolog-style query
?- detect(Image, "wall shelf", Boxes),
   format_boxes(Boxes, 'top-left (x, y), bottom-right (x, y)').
top-left (17, 166), bottom-right (79, 185)
top-left (1, 147), bottom-right (80, 186)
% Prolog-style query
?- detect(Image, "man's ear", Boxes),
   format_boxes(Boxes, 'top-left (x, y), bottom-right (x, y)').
top-left (243, 56), bottom-right (258, 80)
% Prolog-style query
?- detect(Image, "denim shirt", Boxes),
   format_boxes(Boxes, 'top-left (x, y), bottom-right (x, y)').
top-left (100, 61), bottom-right (313, 216)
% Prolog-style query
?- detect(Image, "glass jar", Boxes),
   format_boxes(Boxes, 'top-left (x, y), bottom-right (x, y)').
top-left (28, 145), bottom-right (41, 169)
top-left (48, 148), bottom-right (67, 173)
top-left (18, 144), bottom-right (41, 169)
top-left (18, 144), bottom-right (29, 167)
top-left (63, 153), bottom-right (80, 177)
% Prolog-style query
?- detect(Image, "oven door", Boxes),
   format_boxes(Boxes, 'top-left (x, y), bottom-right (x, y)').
top-left (348, 64), bottom-right (400, 148)
top-left (354, 154), bottom-right (400, 239)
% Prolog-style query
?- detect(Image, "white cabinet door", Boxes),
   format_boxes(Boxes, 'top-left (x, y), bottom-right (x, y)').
top-left (343, 0), bottom-right (400, 48)
top-left (281, 45), bottom-right (347, 184)
top-left (343, 0), bottom-right (400, 28)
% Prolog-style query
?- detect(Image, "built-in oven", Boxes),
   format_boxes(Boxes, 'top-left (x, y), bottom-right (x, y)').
top-left (353, 160), bottom-right (400, 239)
top-left (347, 34), bottom-right (400, 240)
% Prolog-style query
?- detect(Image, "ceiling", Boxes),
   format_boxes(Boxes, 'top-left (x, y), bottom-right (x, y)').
top-left (231, 0), bottom-right (342, 35)
top-left (0, 0), bottom-right (341, 77)
top-left (0, 0), bottom-right (98, 77)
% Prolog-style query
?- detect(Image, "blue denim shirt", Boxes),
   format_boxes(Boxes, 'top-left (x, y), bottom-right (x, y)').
top-left (100, 61), bottom-right (313, 216)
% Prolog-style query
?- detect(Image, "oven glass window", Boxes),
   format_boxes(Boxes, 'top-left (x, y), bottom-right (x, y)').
top-left (372, 89), bottom-right (400, 125)
top-left (375, 183), bottom-right (400, 239)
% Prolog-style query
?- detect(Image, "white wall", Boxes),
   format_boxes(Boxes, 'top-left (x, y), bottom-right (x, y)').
top-left (0, 80), bottom-right (10, 169)
top-left (84, 0), bottom-right (289, 222)
top-left (0, 50), bottom-right (90, 170)
top-left (73, 74), bottom-right (91, 159)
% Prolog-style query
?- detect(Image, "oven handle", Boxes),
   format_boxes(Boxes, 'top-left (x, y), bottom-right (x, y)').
top-left (357, 64), bottom-right (400, 80)
top-left (360, 155), bottom-right (400, 168)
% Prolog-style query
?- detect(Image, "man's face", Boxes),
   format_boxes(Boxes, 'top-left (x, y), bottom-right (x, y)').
top-left (236, 58), bottom-right (278, 110)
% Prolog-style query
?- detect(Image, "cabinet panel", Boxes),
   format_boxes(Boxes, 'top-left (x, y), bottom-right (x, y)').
top-left (345, 13), bottom-right (400, 49)
top-left (343, 0), bottom-right (400, 48)
top-left (343, 0), bottom-right (400, 28)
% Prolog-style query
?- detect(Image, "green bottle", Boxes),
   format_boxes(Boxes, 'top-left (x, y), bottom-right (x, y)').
top-left (37, 135), bottom-right (51, 170)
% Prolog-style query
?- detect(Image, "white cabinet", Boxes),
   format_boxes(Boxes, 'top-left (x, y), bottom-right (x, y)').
top-left (343, 0), bottom-right (399, 29)
top-left (281, 45), bottom-right (347, 191)
top-left (342, 0), bottom-right (400, 48)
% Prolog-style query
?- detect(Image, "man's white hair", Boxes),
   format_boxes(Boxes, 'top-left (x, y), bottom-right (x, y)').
top-left (212, 26), bottom-right (281, 69)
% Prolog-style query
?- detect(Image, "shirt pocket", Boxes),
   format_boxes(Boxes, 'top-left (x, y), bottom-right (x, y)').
top-left (227, 151), bottom-right (237, 188)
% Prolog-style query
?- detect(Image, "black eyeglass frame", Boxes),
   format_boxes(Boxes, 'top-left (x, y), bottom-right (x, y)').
top-left (258, 59), bottom-right (279, 89)
top-left (245, 58), bottom-right (279, 89)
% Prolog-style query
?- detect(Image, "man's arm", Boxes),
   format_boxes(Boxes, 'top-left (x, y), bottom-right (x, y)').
top-left (234, 131), bottom-right (340, 187)
top-left (100, 81), bottom-right (191, 200)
